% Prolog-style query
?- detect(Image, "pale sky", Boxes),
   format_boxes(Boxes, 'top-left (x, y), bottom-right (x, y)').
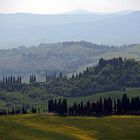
top-left (0, 0), bottom-right (140, 14)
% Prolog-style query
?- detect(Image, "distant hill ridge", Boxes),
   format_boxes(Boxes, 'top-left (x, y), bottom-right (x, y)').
top-left (46, 57), bottom-right (140, 96)
top-left (0, 10), bottom-right (140, 48)
top-left (0, 41), bottom-right (139, 80)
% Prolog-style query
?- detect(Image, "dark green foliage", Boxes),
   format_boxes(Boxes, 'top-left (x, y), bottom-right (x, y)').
top-left (46, 57), bottom-right (140, 96)
top-left (49, 94), bottom-right (140, 116)
top-left (48, 99), bottom-right (68, 115)
top-left (32, 107), bottom-right (37, 113)
top-left (0, 94), bottom-right (140, 116)
top-left (0, 57), bottom-right (140, 97)
top-left (0, 106), bottom-right (27, 115)
top-left (29, 74), bottom-right (36, 83)
top-left (2, 76), bottom-right (22, 84)
top-left (0, 57), bottom-right (140, 111)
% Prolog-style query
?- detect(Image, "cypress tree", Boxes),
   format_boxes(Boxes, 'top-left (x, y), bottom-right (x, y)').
top-left (13, 76), bottom-right (16, 83)
top-left (2, 77), bottom-right (5, 84)
top-left (117, 99), bottom-right (122, 114)
top-left (60, 72), bottom-right (62, 78)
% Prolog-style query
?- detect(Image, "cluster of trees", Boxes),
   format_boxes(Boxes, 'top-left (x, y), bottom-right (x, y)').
top-left (46, 72), bottom-right (64, 84)
top-left (0, 107), bottom-right (27, 115)
top-left (29, 72), bottom-right (64, 84)
top-left (48, 99), bottom-right (67, 115)
top-left (48, 94), bottom-right (140, 116)
top-left (114, 95), bottom-right (140, 114)
top-left (68, 98), bottom-right (112, 116)
top-left (0, 57), bottom-right (139, 98)
top-left (29, 75), bottom-right (36, 83)
top-left (0, 106), bottom-right (41, 116)
top-left (46, 57), bottom-right (140, 96)
top-left (0, 76), bottom-right (22, 84)
top-left (0, 94), bottom-right (140, 116)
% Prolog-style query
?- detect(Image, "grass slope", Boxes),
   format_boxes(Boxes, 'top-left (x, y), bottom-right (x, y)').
top-left (0, 42), bottom-right (139, 80)
top-left (0, 114), bottom-right (140, 140)
top-left (0, 87), bottom-right (140, 109)
top-left (63, 88), bottom-right (140, 105)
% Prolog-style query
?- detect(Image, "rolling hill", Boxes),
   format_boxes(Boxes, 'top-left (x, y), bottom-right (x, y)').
top-left (0, 42), bottom-right (139, 81)
top-left (0, 11), bottom-right (140, 48)
top-left (0, 57), bottom-right (140, 110)
top-left (0, 114), bottom-right (140, 140)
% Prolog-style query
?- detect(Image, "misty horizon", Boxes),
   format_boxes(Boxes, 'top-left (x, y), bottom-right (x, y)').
top-left (0, 9), bottom-right (140, 15)
top-left (0, 0), bottom-right (140, 14)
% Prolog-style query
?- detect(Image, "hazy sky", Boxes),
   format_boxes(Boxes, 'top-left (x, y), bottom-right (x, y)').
top-left (0, 0), bottom-right (140, 14)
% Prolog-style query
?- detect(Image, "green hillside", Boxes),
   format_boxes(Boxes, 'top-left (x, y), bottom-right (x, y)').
top-left (0, 57), bottom-right (140, 110)
top-left (46, 57), bottom-right (140, 97)
top-left (0, 87), bottom-right (140, 110)
top-left (0, 42), bottom-right (139, 80)
top-left (0, 114), bottom-right (140, 140)
top-left (67, 88), bottom-right (140, 105)
top-left (102, 45), bottom-right (140, 61)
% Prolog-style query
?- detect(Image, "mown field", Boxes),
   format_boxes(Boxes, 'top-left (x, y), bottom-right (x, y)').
top-left (0, 114), bottom-right (140, 140)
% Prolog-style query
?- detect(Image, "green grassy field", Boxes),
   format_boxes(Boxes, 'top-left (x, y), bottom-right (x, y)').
top-left (66, 88), bottom-right (140, 105)
top-left (0, 114), bottom-right (140, 140)
top-left (1, 87), bottom-right (140, 110)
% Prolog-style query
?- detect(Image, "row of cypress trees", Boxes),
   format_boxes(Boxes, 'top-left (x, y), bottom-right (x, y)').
top-left (0, 72), bottom-right (64, 85)
top-left (0, 106), bottom-right (41, 116)
top-left (46, 72), bottom-right (63, 83)
top-left (0, 106), bottom-right (42, 116)
top-left (29, 74), bottom-right (36, 83)
top-left (0, 94), bottom-right (139, 116)
top-left (48, 94), bottom-right (140, 116)
top-left (0, 107), bottom-right (27, 115)
top-left (1, 76), bottom-right (22, 84)
top-left (48, 99), bottom-right (67, 115)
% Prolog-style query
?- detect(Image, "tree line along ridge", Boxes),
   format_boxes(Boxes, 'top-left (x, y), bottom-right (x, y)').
top-left (0, 57), bottom-right (140, 97)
